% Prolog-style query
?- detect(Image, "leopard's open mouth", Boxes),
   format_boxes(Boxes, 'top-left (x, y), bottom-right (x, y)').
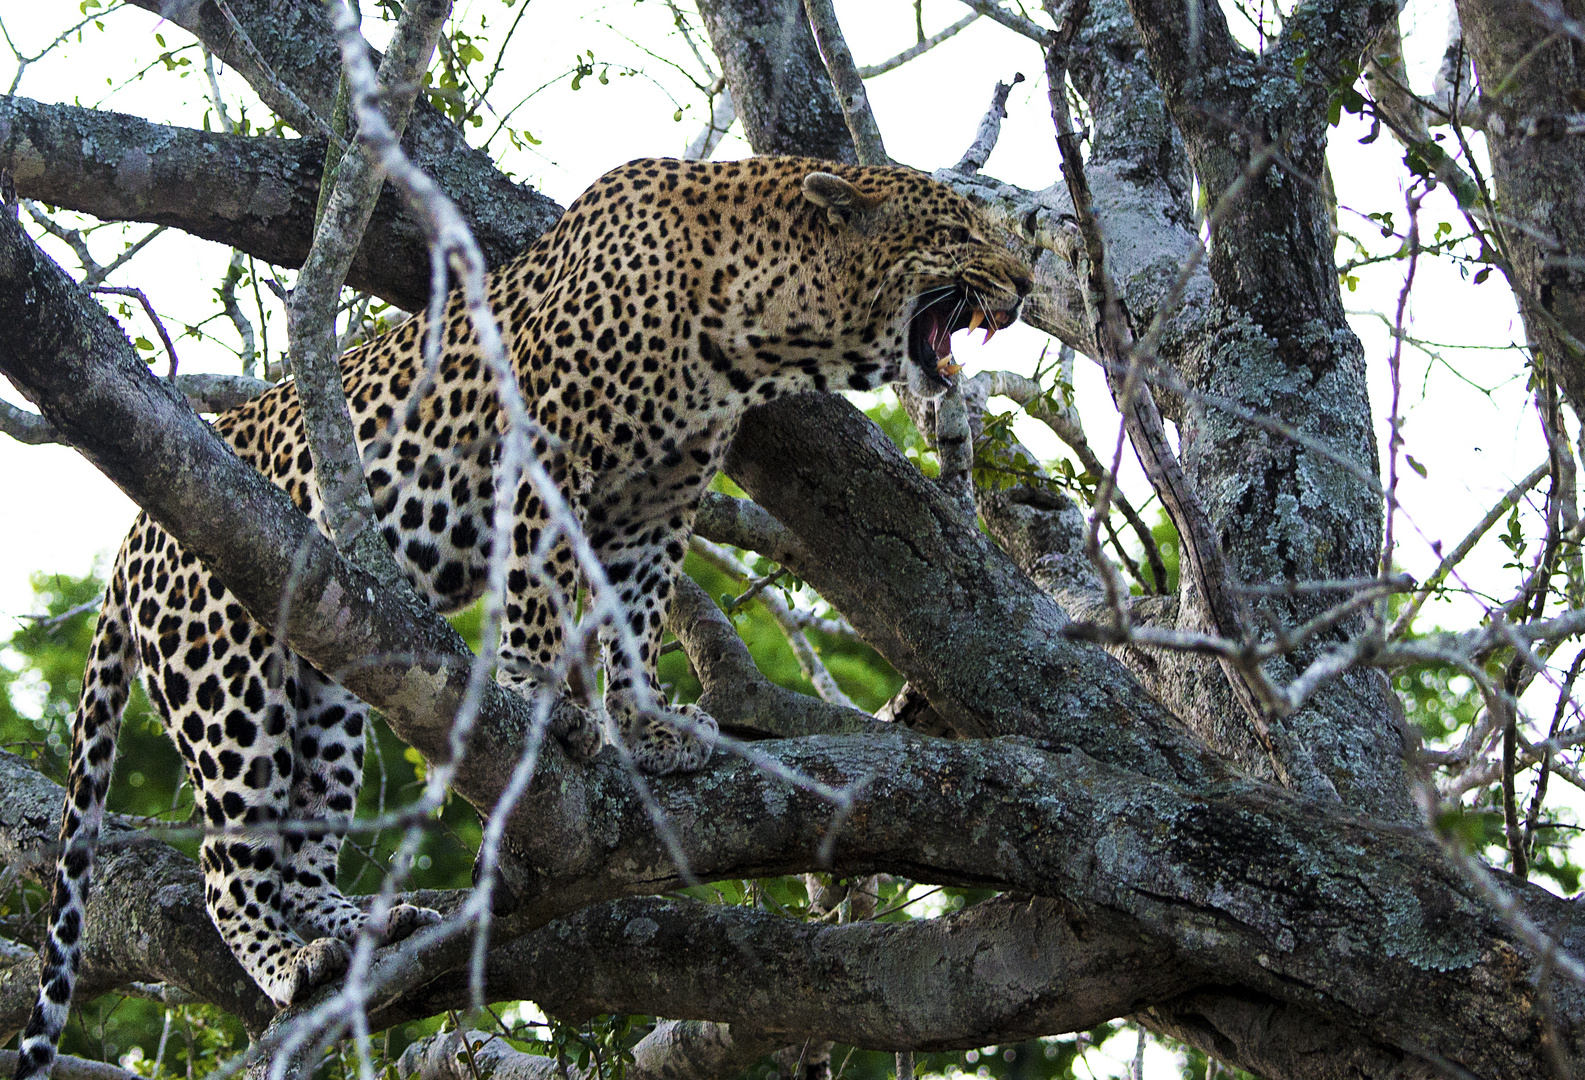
top-left (909, 288), bottom-right (1021, 386)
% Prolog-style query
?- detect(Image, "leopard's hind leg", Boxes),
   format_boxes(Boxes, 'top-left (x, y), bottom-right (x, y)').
top-left (278, 662), bottom-right (439, 946)
top-left (185, 632), bottom-right (329, 1008)
top-left (495, 477), bottom-right (603, 760)
top-left (586, 474), bottom-right (718, 776)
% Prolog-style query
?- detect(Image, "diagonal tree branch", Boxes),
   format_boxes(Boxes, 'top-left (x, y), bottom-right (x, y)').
top-left (286, 0), bottom-right (450, 581)
top-left (802, 0), bottom-right (891, 165)
top-left (725, 393), bottom-right (1222, 784)
top-left (0, 203), bottom-right (553, 835)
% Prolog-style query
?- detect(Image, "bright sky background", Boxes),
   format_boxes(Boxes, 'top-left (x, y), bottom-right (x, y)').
top-left (0, 0), bottom-right (1555, 1069)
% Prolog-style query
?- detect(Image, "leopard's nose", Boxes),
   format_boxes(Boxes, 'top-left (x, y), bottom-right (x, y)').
top-left (1011, 271), bottom-right (1033, 297)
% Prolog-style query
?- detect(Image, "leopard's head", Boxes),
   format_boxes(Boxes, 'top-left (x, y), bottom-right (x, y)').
top-left (799, 167), bottom-right (1032, 395)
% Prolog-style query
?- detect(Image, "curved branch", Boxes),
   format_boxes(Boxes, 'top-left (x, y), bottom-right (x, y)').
top-left (666, 573), bottom-right (877, 739)
top-left (396, 733), bottom-right (1565, 1079)
top-left (381, 894), bottom-right (1194, 1049)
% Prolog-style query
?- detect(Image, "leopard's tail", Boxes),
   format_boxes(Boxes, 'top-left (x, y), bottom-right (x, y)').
top-left (15, 567), bottom-right (138, 1080)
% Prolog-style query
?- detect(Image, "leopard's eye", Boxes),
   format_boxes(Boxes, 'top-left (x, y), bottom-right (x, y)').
top-left (937, 226), bottom-right (972, 245)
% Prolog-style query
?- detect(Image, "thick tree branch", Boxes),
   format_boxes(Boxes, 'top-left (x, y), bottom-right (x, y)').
top-left (383, 894), bottom-right (1194, 1049)
top-left (0, 95), bottom-right (555, 312)
top-left (1458, 0), bottom-right (1585, 420)
top-left (0, 1051), bottom-right (140, 1080)
top-left (1043, 3), bottom-right (1307, 796)
top-left (433, 734), bottom-right (1573, 1079)
top-left (120, 0), bottom-right (559, 300)
top-left (1109, 0), bottom-right (1408, 817)
top-left (726, 394), bottom-right (1221, 784)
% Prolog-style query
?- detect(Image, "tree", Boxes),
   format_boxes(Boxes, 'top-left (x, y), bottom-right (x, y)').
top-left (1, 0), bottom-right (1584, 1077)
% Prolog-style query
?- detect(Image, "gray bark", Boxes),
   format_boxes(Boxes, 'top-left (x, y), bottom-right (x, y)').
top-left (1119, 0), bottom-right (1411, 820)
top-left (693, 0), bottom-right (858, 162)
top-left (0, 94), bottom-right (552, 312)
top-left (1457, 0), bottom-right (1585, 417)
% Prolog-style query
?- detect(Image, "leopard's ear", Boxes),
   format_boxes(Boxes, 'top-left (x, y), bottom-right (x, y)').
top-left (801, 172), bottom-right (885, 227)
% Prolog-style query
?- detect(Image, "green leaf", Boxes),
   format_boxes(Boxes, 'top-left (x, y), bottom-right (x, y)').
top-left (1405, 454), bottom-right (1427, 478)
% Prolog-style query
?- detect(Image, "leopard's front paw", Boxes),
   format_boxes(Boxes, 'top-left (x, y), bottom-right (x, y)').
top-left (619, 701), bottom-right (718, 775)
top-left (549, 695), bottom-right (603, 760)
top-left (281, 938), bottom-right (351, 1007)
top-left (497, 667), bottom-right (603, 760)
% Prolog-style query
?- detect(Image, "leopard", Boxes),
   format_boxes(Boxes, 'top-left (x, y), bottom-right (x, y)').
top-left (14, 156), bottom-right (1030, 1080)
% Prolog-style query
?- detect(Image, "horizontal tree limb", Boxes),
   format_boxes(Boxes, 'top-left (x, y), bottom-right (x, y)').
top-left (119, 0), bottom-right (560, 290)
top-left (0, 94), bottom-right (555, 312)
top-left (5, 715), bottom-right (1569, 1080)
top-left (382, 893), bottom-right (1194, 1049)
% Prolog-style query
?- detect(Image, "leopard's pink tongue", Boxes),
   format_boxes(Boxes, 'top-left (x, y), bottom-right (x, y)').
top-left (928, 311), bottom-right (954, 359)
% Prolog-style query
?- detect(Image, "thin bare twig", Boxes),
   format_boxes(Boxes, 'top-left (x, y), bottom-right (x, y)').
top-left (1389, 461), bottom-right (1552, 638)
top-left (93, 285), bottom-right (179, 377)
top-left (211, 0), bottom-right (340, 143)
top-left (954, 73), bottom-right (1024, 175)
top-left (858, 12), bottom-right (980, 78)
top-left (954, 0), bottom-right (1051, 44)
